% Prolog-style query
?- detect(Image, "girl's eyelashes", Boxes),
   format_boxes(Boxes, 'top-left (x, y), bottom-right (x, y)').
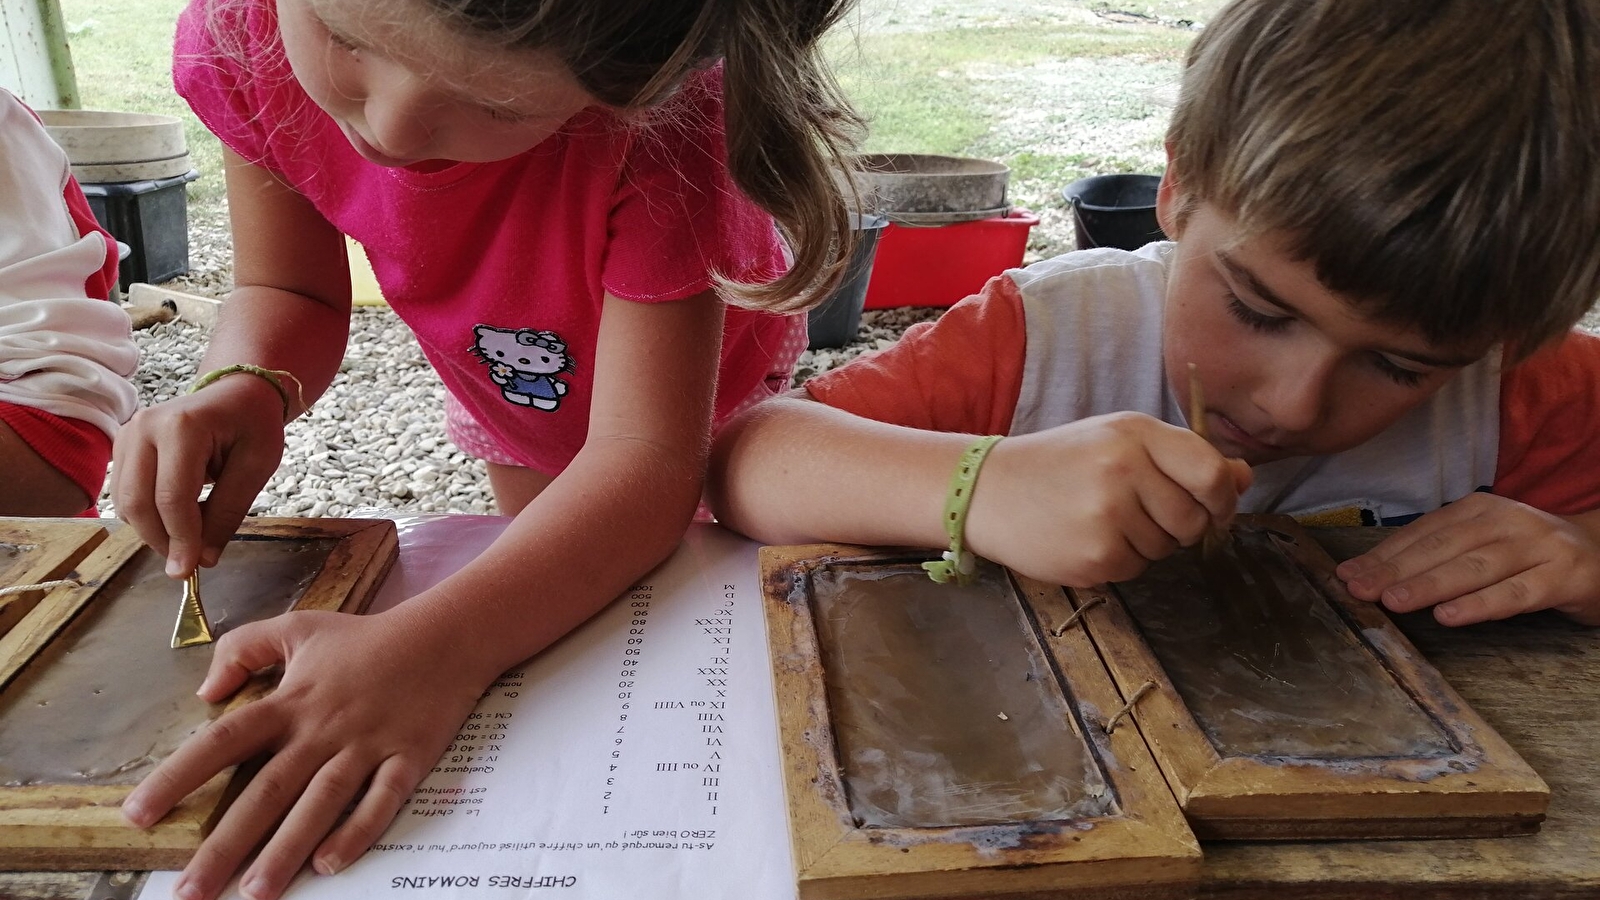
top-left (325, 28), bottom-right (360, 52)
top-left (1370, 353), bottom-right (1429, 387)
top-left (484, 107), bottom-right (536, 124)
top-left (1224, 293), bottom-right (1292, 333)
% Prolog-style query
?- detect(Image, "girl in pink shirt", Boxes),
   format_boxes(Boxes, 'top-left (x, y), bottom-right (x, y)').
top-left (111, 0), bottom-right (862, 897)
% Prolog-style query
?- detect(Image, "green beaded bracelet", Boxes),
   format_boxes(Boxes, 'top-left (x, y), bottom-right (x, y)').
top-left (922, 434), bottom-right (1004, 586)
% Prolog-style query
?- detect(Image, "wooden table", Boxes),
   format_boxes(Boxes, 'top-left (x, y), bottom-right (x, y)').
top-left (5, 530), bottom-right (1596, 899)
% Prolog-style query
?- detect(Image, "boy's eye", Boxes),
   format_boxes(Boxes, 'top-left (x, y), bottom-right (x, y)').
top-left (1370, 353), bottom-right (1429, 388)
top-left (1224, 294), bottom-right (1292, 333)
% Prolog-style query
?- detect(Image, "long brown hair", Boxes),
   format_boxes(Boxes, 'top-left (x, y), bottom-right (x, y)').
top-left (426, 0), bottom-right (866, 312)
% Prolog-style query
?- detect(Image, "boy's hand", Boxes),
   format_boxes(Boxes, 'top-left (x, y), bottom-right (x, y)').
top-left (963, 412), bottom-right (1252, 588)
top-left (122, 606), bottom-right (490, 900)
top-left (1337, 493), bottom-right (1600, 626)
top-left (111, 375), bottom-right (288, 577)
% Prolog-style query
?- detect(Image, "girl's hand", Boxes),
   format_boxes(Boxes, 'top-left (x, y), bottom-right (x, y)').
top-left (1338, 493), bottom-right (1600, 626)
top-left (121, 607), bottom-right (489, 900)
top-left (963, 411), bottom-right (1252, 587)
top-left (111, 374), bottom-right (288, 577)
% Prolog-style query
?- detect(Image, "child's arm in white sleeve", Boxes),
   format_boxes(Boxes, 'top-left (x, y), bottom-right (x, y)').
top-left (0, 90), bottom-right (138, 437)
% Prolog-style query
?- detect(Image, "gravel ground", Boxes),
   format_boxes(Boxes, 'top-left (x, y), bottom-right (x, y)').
top-left (106, 309), bottom-right (489, 516)
top-left (99, 305), bottom-right (947, 517)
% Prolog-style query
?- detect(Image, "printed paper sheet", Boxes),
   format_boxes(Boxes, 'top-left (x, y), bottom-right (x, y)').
top-left (140, 518), bottom-right (795, 899)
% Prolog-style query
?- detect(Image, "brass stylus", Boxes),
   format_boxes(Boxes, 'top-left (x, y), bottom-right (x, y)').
top-left (171, 569), bottom-right (215, 649)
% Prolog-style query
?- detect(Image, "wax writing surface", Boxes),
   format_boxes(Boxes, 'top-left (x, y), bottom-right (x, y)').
top-left (1115, 525), bottom-right (1453, 759)
top-left (0, 538), bottom-right (335, 787)
top-left (810, 561), bottom-right (1112, 828)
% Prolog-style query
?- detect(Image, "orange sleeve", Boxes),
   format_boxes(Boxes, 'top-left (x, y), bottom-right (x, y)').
top-left (1494, 330), bottom-right (1600, 515)
top-left (804, 274), bottom-right (1028, 435)
top-left (0, 401), bottom-right (110, 514)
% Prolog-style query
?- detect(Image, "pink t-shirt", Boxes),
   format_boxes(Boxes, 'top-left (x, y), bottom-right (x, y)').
top-left (174, 0), bottom-right (802, 475)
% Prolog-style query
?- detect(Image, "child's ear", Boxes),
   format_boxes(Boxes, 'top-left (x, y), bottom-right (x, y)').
top-left (1155, 142), bottom-right (1184, 239)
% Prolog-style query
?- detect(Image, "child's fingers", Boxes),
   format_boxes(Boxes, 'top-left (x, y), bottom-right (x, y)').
top-left (199, 447), bottom-right (282, 569)
top-left (172, 749), bottom-right (321, 900)
top-left (1338, 512), bottom-right (1493, 600)
top-left (122, 700), bottom-right (284, 829)
top-left (151, 435), bottom-right (212, 579)
top-left (241, 751), bottom-right (374, 899)
top-left (1432, 569), bottom-right (1546, 626)
top-left (1121, 504), bottom-right (1183, 566)
top-left (1145, 430), bottom-right (1243, 525)
top-left (1335, 509), bottom-right (1447, 591)
top-left (198, 619), bottom-right (293, 701)
top-left (109, 425), bottom-right (172, 561)
top-left (314, 755), bottom-right (426, 875)
top-left (1081, 534), bottom-right (1154, 586)
top-left (1227, 458), bottom-right (1254, 495)
top-left (171, 831), bottom-right (248, 900)
top-left (1365, 544), bottom-right (1522, 615)
top-left (1130, 471), bottom-right (1210, 552)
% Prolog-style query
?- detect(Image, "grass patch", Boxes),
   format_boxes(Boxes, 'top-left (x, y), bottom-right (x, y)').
top-left (59, 0), bottom-right (224, 206)
top-left (1087, 0), bottom-right (1231, 25)
top-left (830, 21), bottom-right (1188, 158)
top-left (1008, 149), bottom-right (1155, 185)
top-left (830, 21), bottom-right (1180, 212)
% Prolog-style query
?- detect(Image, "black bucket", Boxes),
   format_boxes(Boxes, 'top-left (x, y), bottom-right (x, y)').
top-left (1061, 174), bottom-right (1167, 252)
top-left (807, 213), bottom-right (890, 350)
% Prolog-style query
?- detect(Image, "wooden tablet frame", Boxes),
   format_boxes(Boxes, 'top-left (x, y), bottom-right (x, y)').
top-left (0, 519), bottom-right (109, 641)
top-left (762, 545), bottom-right (1200, 900)
top-left (0, 517), bottom-right (398, 871)
top-left (1073, 515), bottom-right (1549, 840)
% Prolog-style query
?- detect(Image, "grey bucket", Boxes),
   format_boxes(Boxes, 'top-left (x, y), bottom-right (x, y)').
top-left (1061, 174), bottom-right (1167, 251)
top-left (807, 213), bottom-right (890, 350)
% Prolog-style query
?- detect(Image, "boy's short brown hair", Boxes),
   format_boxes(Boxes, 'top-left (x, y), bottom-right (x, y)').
top-left (1166, 0), bottom-right (1600, 357)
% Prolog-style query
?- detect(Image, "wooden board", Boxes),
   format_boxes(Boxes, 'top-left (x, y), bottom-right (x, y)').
top-left (1074, 515), bottom-right (1548, 840)
top-left (762, 545), bottom-right (1200, 900)
top-left (0, 517), bottom-right (398, 871)
top-left (0, 520), bottom-right (108, 640)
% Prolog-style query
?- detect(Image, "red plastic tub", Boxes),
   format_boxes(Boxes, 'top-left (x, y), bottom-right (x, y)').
top-left (862, 208), bottom-right (1039, 310)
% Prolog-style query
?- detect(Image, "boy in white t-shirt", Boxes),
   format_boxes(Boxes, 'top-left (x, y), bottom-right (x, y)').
top-left (708, 0), bottom-right (1600, 627)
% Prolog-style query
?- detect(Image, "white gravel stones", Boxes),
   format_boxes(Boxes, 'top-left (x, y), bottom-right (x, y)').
top-left (100, 305), bottom-right (949, 519)
top-left (99, 308), bottom-right (493, 518)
